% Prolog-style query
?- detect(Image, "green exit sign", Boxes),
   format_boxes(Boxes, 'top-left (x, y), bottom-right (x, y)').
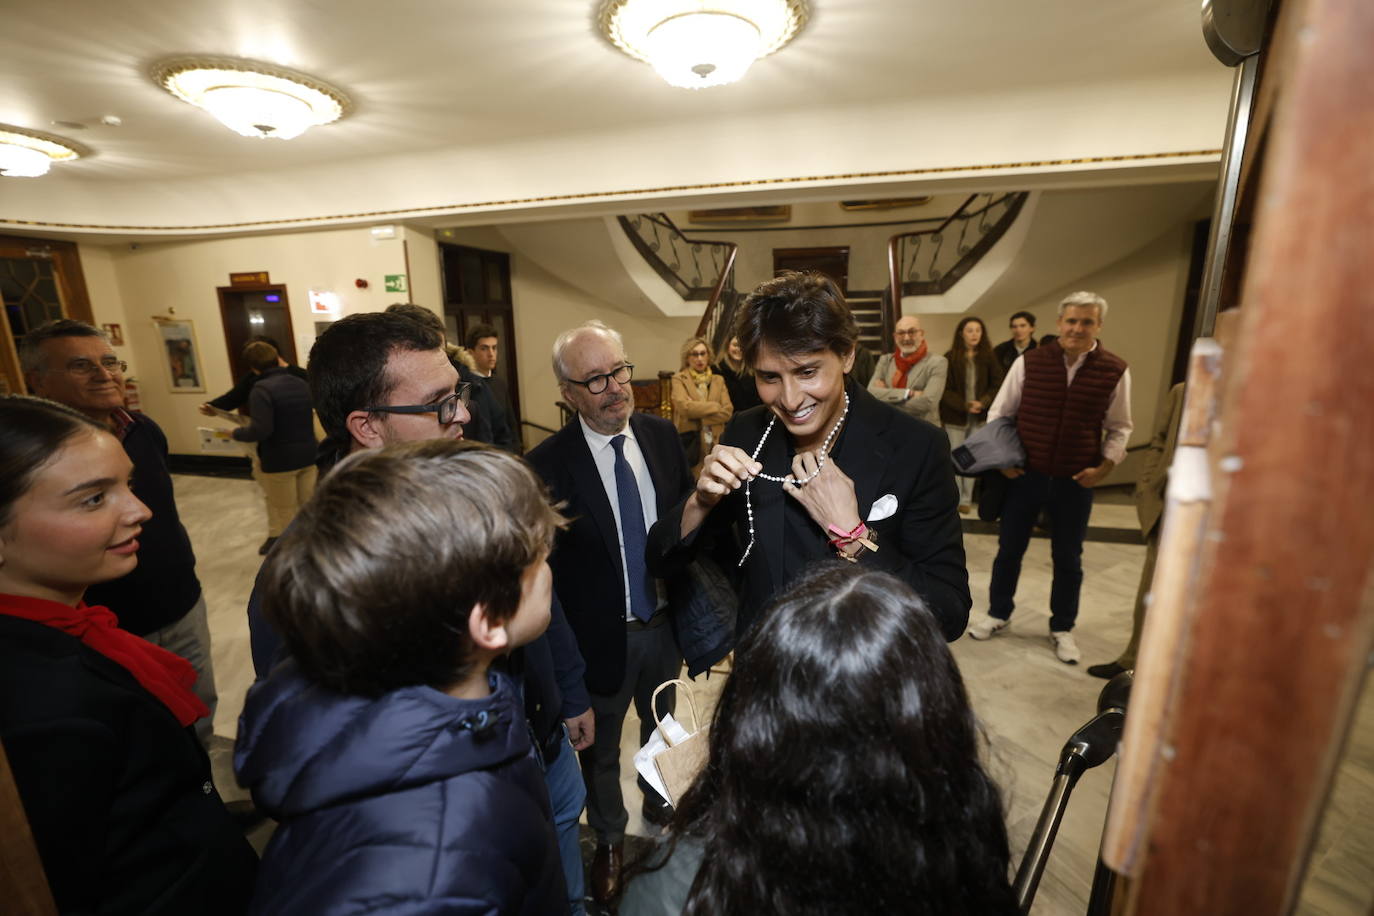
top-left (384, 274), bottom-right (407, 293)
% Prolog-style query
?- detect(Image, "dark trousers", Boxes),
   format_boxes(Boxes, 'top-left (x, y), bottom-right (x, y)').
top-left (579, 618), bottom-right (680, 844)
top-left (988, 469), bottom-right (1095, 632)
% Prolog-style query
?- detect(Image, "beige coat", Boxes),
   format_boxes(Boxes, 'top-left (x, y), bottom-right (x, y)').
top-left (670, 369), bottom-right (733, 461)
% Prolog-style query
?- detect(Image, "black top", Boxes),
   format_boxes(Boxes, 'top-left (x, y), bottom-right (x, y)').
top-left (230, 367), bottom-right (317, 472)
top-left (994, 337), bottom-right (1037, 373)
top-left (0, 615), bottom-right (257, 915)
top-left (527, 412), bottom-right (694, 696)
top-left (85, 413), bottom-right (201, 636)
top-left (713, 359), bottom-right (762, 412)
top-left (649, 380), bottom-right (971, 640)
top-left (207, 365), bottom-right (308, 412)
top-left (454, 361), bottom-right (518, 451)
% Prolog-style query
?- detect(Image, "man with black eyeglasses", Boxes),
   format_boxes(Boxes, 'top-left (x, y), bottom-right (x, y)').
top-left (527, 320), bottom-right (694, 907)
top-left (245, 311), bottom-right (596, 913)
top-left (21, 319), bottom-right (219, 745)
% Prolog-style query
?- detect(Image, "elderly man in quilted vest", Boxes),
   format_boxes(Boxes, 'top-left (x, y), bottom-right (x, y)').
top-left (966, 291), bottom-right (1133, 664)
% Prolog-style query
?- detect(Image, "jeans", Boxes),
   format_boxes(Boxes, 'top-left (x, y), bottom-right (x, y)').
top-left (142, 592), bottom-right (218, 744)
top-left (544, 730), bottom-right (588, 915)
top-left (988, 469), bottom-right (1095, 632)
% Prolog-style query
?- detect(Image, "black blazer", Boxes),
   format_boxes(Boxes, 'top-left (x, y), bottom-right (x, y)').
top-left (527, 412), bottom-right (694, 696)
top-left (0, 615), bottom-right (257, 915)
top-left (648, 380), bottom-right (971, 640)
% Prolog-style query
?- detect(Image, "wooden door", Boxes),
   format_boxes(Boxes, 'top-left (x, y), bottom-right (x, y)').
top-left (0, 236), bottom-right (94, 395)
top-left (772, 246), bottom-right (851, 293)
top-left (440, 243), bottom-right (521, 427)
top-left (216, 285), bottom-right (297, 382)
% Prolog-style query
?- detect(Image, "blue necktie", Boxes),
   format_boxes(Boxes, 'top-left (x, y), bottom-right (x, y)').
top-left (611, 434), bottom-right (656, 623)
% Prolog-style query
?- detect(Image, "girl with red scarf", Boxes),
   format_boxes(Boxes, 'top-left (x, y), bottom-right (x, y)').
top-left (0, 395), bottom-right (255, 915)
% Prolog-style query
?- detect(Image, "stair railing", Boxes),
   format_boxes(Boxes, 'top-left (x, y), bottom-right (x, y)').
top-left (885, 191), bottom-right (1029, 334)
top-left (617, 213), bottom-right (740, 355)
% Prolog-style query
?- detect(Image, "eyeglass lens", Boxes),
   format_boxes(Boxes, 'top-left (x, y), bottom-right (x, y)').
top-left (70, 358), bottom-right (126, 376)
top-left (587, 365), bottom-right (632, 394)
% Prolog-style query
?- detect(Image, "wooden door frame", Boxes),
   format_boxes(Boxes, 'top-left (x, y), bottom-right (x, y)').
top-left (0, 235), bottom-right (94, 395)
top-left (215, 283), bottom-right (296, 381)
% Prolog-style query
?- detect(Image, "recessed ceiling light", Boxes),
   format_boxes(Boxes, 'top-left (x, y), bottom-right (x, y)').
top-left (0, 125), bottom-right (84, 178)
top-left (151, 56), bottom-right (351, 140)
top-left (598, 0), bottom-right (809, 89)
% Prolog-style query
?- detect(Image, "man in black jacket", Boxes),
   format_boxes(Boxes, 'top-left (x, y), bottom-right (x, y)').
top-left (994, 310), bottom-right (1040, 372)
top-left (526, 320), bottom-right (695, 906)
top-left (230, 341), bottom-right (317, 555)
top-left (22, 319), bottom-right (217, 743)
top-left (244, 311), bottom-right (594, 914)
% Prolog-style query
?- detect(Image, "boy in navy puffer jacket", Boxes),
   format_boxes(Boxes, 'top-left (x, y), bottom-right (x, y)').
top-left (235, 440), bottom-right (570, 915)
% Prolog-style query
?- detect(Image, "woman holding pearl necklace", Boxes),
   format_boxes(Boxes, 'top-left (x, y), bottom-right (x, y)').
top-left (648, 272), bottom-right (971, 640)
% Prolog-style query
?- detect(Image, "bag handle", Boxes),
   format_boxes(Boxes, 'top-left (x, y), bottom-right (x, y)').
top-left (651, 678), bottom-right (698, 748)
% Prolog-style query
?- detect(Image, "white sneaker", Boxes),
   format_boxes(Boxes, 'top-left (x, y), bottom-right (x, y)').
top-left (967, 615), bottom-right (1009, 640)
top-left (1051, 631), bottom-right (1081, 664)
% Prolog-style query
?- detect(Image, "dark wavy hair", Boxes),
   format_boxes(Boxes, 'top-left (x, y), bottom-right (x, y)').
top-left (947, 316), bottom-right (997, 378)
top-left (733, 271), bottom-right (857, 369)
top-left (664, 564), bottom-right (1015, 916)
top-left (0, 395), bottom-right (104, 528)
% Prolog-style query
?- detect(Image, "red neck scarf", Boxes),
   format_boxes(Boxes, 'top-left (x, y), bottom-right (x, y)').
top-left (891, 342), bottom-right (928, 388)
top-left (0, 593), bottom-right (209, 727)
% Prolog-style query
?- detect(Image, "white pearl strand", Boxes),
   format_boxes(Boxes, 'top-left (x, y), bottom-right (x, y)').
top-left (738, 392), bottom-right (851, 566)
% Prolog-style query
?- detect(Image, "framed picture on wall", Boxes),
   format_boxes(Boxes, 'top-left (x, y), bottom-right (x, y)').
top-left (153, 317), bottom-right (205, 393)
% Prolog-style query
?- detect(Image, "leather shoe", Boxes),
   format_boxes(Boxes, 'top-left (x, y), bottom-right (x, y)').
top-left (590, 842), bottom-right (623, 905)
top-left (642, 797), bottom-right (673, 828)
top-left (1086, 661), bottom-right (1128, 680)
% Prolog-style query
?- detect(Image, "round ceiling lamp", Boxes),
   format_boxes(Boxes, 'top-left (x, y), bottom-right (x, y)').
top-left (598, 0), bottom-right (810, 89)
top-left (0, 125), bottom-right (83, 178)
top-left (152, 56), bottom-right (352, 140)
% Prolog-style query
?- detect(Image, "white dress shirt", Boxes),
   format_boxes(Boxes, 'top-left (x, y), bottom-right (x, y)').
top-left (988, 342), bottom-right (1134, 465)
top-left (579, 416), bottom-right (666, 620)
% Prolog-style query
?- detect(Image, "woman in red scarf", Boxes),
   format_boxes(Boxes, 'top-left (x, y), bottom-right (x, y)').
top-left (0, 395), bottom-right (256, 915)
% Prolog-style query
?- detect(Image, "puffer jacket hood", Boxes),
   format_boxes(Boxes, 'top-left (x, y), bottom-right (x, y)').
top-left (235, 661), bottom-right (526, 819)
top-left (234, 661), bottom-right (567, 915)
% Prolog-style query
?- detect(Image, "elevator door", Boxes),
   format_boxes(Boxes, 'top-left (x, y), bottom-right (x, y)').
top-left (216, 285), bottom-right (298, 382)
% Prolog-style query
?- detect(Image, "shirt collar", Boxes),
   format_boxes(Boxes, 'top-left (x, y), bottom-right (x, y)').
top-left (109, 408), bottom-right (135, 441)
top-left (579, 414), bottom-right (634, 453)
top-left (1063, 340), bottom-right (1098, 368)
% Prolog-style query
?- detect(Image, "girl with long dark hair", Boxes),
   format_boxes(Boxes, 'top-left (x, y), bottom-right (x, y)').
top-left (942, 316), bottom-right (1004, 511)
top-left (621, 564), bottom-right (1015, 916)
top-left (0, 395), bottom-right (257, 914)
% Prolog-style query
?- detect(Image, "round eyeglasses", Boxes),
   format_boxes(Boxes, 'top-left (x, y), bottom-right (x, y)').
top-left (363, 383), bottom-right (472, 425)
top-left (567, 364), bottom-right (634, 395)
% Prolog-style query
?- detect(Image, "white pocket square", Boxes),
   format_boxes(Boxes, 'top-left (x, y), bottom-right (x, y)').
top-left (867, 494), bottom-right (898, 522)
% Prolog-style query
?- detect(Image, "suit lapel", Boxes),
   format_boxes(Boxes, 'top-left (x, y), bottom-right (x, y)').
top-left (562, 424), bottom-right (624, 578)
top-left (629, 414), bottom-right (672, 516)
top-left (834, 383), bottom-right (893, 528)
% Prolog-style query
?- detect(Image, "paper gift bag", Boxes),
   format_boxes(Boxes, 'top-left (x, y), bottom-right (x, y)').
top-left (644, 678), bottom-right (709, 807)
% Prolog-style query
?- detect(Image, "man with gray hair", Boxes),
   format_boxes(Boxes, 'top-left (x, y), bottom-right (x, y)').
top-left (526, 320), bottom-right (693, 906)
top-left (966, 292), bottom-right (1133, 664)
top-left (20, 319), bottom-right (217, 742)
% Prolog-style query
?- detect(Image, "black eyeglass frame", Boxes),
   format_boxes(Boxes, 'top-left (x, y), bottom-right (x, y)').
top-left (362, 383), bottom-right (472, 425)
top-left (566, 363), bottom-right (635, 395)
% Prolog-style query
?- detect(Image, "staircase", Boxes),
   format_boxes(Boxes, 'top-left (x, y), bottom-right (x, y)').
top-left (847, 294), bottom-right (886, 352)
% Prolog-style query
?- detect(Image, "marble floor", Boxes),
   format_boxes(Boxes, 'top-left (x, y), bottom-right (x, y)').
top-left (178, 474), bottom-right (1372, 915)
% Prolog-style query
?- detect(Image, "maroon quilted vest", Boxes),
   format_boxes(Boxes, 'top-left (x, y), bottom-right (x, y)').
top-left (1017, 342), bottom-right (1127, 477)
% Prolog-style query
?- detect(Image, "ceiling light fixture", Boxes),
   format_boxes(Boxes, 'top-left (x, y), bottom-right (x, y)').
top-left (0, 125), bottom-right (83, 178)
top-left (152, 56), bottom-right (351, 140)
top-left (598, 0), bottom-right (809, 89)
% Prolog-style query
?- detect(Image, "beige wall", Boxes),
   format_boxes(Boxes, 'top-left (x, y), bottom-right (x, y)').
top-left (916, 223), bottom-right (1193, 460)
top-left (441, 227), bottom-right (700, 450)
top-left (81, 227), bottom-right (410, 454)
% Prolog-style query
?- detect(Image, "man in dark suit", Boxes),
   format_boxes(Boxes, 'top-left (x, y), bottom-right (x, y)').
top-left (526, 320), bottom-right (693, 906)
top-left (648, 272), bottom-right (971, 641)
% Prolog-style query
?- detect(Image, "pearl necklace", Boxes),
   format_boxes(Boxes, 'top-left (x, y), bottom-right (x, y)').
top-left (739, 392), bottom-right (850, 566)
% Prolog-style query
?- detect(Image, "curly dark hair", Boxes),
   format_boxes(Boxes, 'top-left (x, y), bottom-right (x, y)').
top-left (664, 564), bottom-right (1015, 916)
top-left (947, 316), bottom-right (997, 378)
top-left (732, 271), bottom-right (857, 368)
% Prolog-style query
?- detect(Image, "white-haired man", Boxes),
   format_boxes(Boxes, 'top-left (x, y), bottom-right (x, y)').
top-left (967, 292), bottom-right (1133, 663)
top-left (526, 321), bottom-right (693, 906)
